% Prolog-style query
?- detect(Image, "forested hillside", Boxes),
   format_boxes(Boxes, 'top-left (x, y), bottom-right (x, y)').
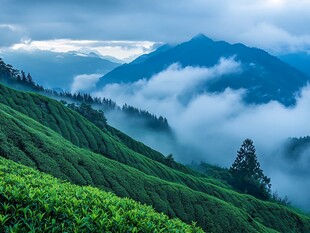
top-left (0, 58), bottom-right (310, 232)
top-left (0, 57), bottom-right (171, 134)
top-left (0, 82), bottom-right (309, 232)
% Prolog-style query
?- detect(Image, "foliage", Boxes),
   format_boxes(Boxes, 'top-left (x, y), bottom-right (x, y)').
top-left (0, 99), bottom-right (309, 232)
top-left (271, 191), bottom-right (291, 206)
top-left (283, 136), bottom-right (310, 160)
top-left (122, 104), bottom-right (169, 131)
top-left (164, 154), bottom-right (175, 167)
top-left (0, 58), bottom-right (43, 92)
top-left (188, 162), bottom-right (233, 185)
top-left (0, 61), bottom-right (310, 232)
top-left (52, 92), bottom-right (171, 132)
top-left (0, 81), bottom-right (196, 178)
top-left (67, 102), bottom-right (107, 129)
top-left (0, 57), bottom-right (171, 132)
top-left (229, 139), bottom-right (271, 200)
top-left (0, 157), bottom-right (202, 233)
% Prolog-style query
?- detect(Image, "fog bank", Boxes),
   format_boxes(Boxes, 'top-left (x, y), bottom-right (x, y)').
top-left (94, 57), bottom-right (310, 210)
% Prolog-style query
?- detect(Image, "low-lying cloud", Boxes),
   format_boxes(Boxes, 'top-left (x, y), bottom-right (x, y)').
top-left (96, 57), bottom-right (241, 110)
top-left (239, 22), bottom-right (310, 54)
top-left (94, 57), bottom-right (310, 210)
top-left (9, 39), bottom-right (157, 61)
top-left (71, 74), bottom-right (102, 93)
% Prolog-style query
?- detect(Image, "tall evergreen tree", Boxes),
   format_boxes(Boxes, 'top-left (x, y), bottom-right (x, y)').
top-left (229, 139), bottom-right (271, 200)
top-left (26, 73), bottom-right (35, 85)
top-left (21, 70), bottom-right (27, 83)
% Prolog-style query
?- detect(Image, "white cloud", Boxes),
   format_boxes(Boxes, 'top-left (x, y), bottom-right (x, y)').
top-left (94, 57), bottom-right (245, 163)
top-left (10, 39), bottom-right (157, 61)
top-left (238, 23), bottom-right (310, 54)
top-left (94, 57), bottom-right (310, 209)
top-left (96, 57), bottom-right (241, 105)
top-left (71, 74), bottom-right (102, 93)
top-left (137, 57), bottom-right (241, 99)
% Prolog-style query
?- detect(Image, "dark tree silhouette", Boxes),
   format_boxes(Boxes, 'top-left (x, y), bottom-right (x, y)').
top-left (26, 73), bottom-right (35, 85)
top-left (21, 70), bottom-right (27, 82)
top-left (229, 139), bottom-right (271, 200)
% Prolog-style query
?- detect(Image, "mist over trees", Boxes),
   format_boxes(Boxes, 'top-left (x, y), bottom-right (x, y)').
top-left (0, 57), bottom-right (170, 134)
top-left (0, 58), bottom-right (42, 91)
top-left (0, 57), bottom-right (302, 208)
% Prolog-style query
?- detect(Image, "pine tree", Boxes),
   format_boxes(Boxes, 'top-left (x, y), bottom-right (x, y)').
top-left (21, 70), bottom-right (27, 83)
top-left (26, 73), bottom-right (35, 85)
top-left (229, 139), bottom-right (271, 200)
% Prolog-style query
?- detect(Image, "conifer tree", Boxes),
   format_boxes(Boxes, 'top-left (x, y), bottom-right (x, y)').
top-left (26, 73), bottom-right (35, 85)
top-left (21, 70), bottom-right (27, 82)
top-left (229, 138), bottom-right (271, 200)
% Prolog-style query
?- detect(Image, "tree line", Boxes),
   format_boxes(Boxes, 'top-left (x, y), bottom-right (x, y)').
top-left (0, 58), bottom-right (170, 132)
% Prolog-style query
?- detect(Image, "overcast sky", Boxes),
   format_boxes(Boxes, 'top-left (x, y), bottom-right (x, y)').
top-left (1, 0), bottom-right (310, 58)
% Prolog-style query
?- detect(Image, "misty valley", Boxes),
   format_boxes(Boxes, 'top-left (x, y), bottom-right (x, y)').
top-left (1, 10), bottom-right (310, 231)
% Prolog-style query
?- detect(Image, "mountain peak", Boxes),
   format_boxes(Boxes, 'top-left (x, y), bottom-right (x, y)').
top-left (97, 34), bottom-right (309, 106)
top-left (191, 33), bottom-right (213, 42)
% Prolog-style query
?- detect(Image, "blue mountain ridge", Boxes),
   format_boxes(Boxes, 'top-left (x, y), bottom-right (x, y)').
top-left (96, 34), bottom-right (309, 106)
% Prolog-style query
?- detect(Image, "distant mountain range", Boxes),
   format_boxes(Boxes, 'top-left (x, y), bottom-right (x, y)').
top-left (96, 34), bottom-right (309, 106)
top-left (0, 49), bottom-right (120, 91)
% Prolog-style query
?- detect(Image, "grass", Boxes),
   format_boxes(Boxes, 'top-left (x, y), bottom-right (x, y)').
top-left (0, 157), bottom-right (202, 233)
top-left (0, 83), bottom-right (309, 232)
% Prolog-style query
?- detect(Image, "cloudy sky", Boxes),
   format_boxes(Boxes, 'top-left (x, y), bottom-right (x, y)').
top-left (1, 0), bottom-right (310, 59)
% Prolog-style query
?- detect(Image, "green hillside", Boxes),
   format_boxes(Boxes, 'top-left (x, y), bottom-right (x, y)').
top-left (0, 102), bottom-right (266, 232)
top-left (0, 85), bottom-right (309, 232)
top-left (0, 157), bottom-right (202, 233)
top-left (0, 82), bottom-right (196, 177)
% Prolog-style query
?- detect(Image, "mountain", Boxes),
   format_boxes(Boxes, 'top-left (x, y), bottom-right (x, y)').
top-left (0, 65), bottom-right (310, 232)
top-left (96, 34), bottom-right (309, 106)
top-left (0, 49), bottom-right (120, 91)
top-left (0, 157), bottom-right (202, 232)
top-left (279, 52), bottom-right (310, 77)
top-left (71, 47), bottom-right (125, 63)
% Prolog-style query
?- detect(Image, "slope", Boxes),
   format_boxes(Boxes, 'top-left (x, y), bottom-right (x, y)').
top-left (0, 87), bottom-right (309, 232)
top-left (0, 157), bottom-right (202, 233)
top-left (0, 102), bottom-right (271, 232)
top-left (97, 34), bottom-right (309, 105)
top-left (0, 82), bottom-right (196, 177)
